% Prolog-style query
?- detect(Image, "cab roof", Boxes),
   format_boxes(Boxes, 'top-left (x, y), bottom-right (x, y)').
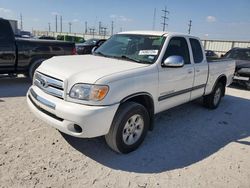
top-left (118, 30), bottom-right (194, 38)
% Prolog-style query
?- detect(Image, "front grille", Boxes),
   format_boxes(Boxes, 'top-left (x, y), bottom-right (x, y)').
top-left (28, 95), bottom-right (63, 121)
top-left (34, 72), bottom-right (64, 99)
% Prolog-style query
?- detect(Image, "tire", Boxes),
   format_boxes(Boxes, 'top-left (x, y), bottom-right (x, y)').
top-left (105, 102), bottom-right (150, 154)
top-left (29, 59), bottom-right (45, 80)
top-left (203, 82), bottom-right (224, 109)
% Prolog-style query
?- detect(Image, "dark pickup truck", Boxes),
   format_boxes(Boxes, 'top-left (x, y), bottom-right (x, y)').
top-left (224, 47), bottom-right (250, 89)
top-left (0, 18), bottom-right (76, 78)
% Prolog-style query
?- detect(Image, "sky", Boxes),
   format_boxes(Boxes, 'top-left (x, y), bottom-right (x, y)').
top-left (0, 0), bottom-right (250, 40)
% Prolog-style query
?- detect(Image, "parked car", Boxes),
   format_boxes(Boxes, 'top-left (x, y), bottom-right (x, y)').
top-left (223, 47), bottom-right (250, 89)
top-left (76, 38), bottom-right (106, 54)
top-left (27, 31), bottom-right (235, 153)
top-left (205, 50), bottom-right (219, 61)
top-left (0, 18), bottom-right (76, 79)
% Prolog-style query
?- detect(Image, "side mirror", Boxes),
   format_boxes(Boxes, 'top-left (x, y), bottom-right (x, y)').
top-left (92, 46), bottom-right (97, 54)
top-left (162, 55), bottom-right (184, 67)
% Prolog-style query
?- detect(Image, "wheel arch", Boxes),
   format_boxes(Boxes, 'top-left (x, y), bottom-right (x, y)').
top-left (212, 74), bottom-right (227, 96)
top-left (120, 92), bottom-right (155, 131)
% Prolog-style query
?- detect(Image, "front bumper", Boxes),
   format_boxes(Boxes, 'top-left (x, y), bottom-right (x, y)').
top-left (27, 86), bottom-right (119, 138)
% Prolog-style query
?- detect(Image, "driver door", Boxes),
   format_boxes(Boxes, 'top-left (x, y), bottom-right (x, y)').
top-left (158, 37), bottom-right (194, 112)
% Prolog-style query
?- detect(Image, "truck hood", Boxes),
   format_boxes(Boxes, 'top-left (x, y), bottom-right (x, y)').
top-left (38, 55), bottom-right (149, 84)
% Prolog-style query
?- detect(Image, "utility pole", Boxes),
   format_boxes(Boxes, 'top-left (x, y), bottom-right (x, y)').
top-left (48, 22), bottom-right (51, 32)
top-left (188, 20), bottom-right (192, 34)
top-left (99, 21), bottom-right (102, 35)
top-left (68, 22), bottom-right (72, 33)
top-left (89, 28), bottom-right (95, 37)
top-left (111, 21), bottom-right (114, 35)
top-left (85, 21), bottom-right (88, 34)
top-left (102, 27), bottom-right (107, 38)
top-left (152, 8), bottom-right (156, 30)
top-left (55, 15), bottom-right (58, 32)
top-left (20, 14), bottom-right (23, 30)
top-left (161, 6), bottom-right (169, 31)
top-left (60, 16), bottom-right (62, 33)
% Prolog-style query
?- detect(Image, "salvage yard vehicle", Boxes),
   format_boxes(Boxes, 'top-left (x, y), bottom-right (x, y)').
top-left (76, 38), bottom-right (106, 55)
top-left (0, 18), bottom-right (76, 79)
top-left (223, 47), bottom-right (250, 89)
top-left (27, 31), bottom-right (235, 153)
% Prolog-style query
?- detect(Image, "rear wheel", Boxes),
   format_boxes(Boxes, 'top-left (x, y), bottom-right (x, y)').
top-left (203, 82), bottom-right (224, 109)
top-left (105, 102), bottom-right (149, 154)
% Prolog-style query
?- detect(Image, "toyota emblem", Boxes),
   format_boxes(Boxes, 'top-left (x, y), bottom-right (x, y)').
top-left (40, 78), bottom-right (48, 88)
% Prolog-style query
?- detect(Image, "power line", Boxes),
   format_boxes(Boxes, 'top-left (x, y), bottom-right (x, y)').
top-left (161, 6), bottom-right (169, 31)
top-left (188, 20), bottom-right (192, 34)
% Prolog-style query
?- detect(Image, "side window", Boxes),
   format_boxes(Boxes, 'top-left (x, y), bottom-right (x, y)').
top-left (0, 20), bottom-right (14, 43)
top-left (163, 37), bottom-right (190, 64)
top-left (190, 38), bottom-right (204, 63)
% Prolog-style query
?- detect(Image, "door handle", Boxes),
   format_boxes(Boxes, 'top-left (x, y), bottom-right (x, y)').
top-left (196, 69), bottom-right (200, 72)
top-left (187, 69), bottom-right (193, 74)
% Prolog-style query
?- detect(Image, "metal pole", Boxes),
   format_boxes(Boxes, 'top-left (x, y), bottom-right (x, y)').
top-left (60, 16), bottom-right (62, 33)
top-left (69, 22), bottom-right (72, 33)
top-left (48, 22), bottom-right (51, 32)
top-left (111, 21), bottom-right (114, 35)
top-left (152, 8), bottom-right (156, 30)
top-left (188, 20), bottom-right (192, 34)
top-left (161, 6), bottom-right (169, 31)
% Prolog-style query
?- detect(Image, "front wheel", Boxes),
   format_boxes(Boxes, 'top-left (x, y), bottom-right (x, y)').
top-left (105, 102), bottom-right (150, 154)
top-left (203, 82), bottom-right (224, 109)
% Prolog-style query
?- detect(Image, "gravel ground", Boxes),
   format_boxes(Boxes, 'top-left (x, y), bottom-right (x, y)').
top-left (0, 77), bottom-right (250, 188)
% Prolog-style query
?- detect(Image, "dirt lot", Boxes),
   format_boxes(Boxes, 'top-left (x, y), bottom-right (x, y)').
top-left (0, 77), bottom-right (250, 188)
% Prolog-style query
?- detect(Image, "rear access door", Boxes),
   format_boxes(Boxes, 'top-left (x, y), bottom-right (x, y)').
top-left (189, 38), bottom-right (208, 100)
top-left (0, 19), bottom-right (16, 73)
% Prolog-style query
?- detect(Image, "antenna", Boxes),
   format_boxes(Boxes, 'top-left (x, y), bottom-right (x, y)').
top-left (188, 20), bottom-right (192, 34)
top-left (161, 6), bottom-right (169, 31)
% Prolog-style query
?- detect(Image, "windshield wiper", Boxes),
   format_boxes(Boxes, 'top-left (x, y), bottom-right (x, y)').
top-left (120, 55), bottom-right (151, 64)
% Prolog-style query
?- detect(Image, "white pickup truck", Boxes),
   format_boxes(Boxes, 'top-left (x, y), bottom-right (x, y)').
top-left (27, 31), bottom-right (235, 153)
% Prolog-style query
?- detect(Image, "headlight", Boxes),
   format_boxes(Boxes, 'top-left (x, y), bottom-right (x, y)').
top-left (69, 84), bottom-right (109, 101)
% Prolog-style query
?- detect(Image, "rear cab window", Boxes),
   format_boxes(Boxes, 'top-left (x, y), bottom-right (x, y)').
top-left (189, 38), bottom-right (204, 63)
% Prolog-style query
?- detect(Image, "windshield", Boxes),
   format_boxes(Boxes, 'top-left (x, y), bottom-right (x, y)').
top-left (224, 49), bottom-right (250, 61)
top-left (95, 34), bottom-right (166, 64)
